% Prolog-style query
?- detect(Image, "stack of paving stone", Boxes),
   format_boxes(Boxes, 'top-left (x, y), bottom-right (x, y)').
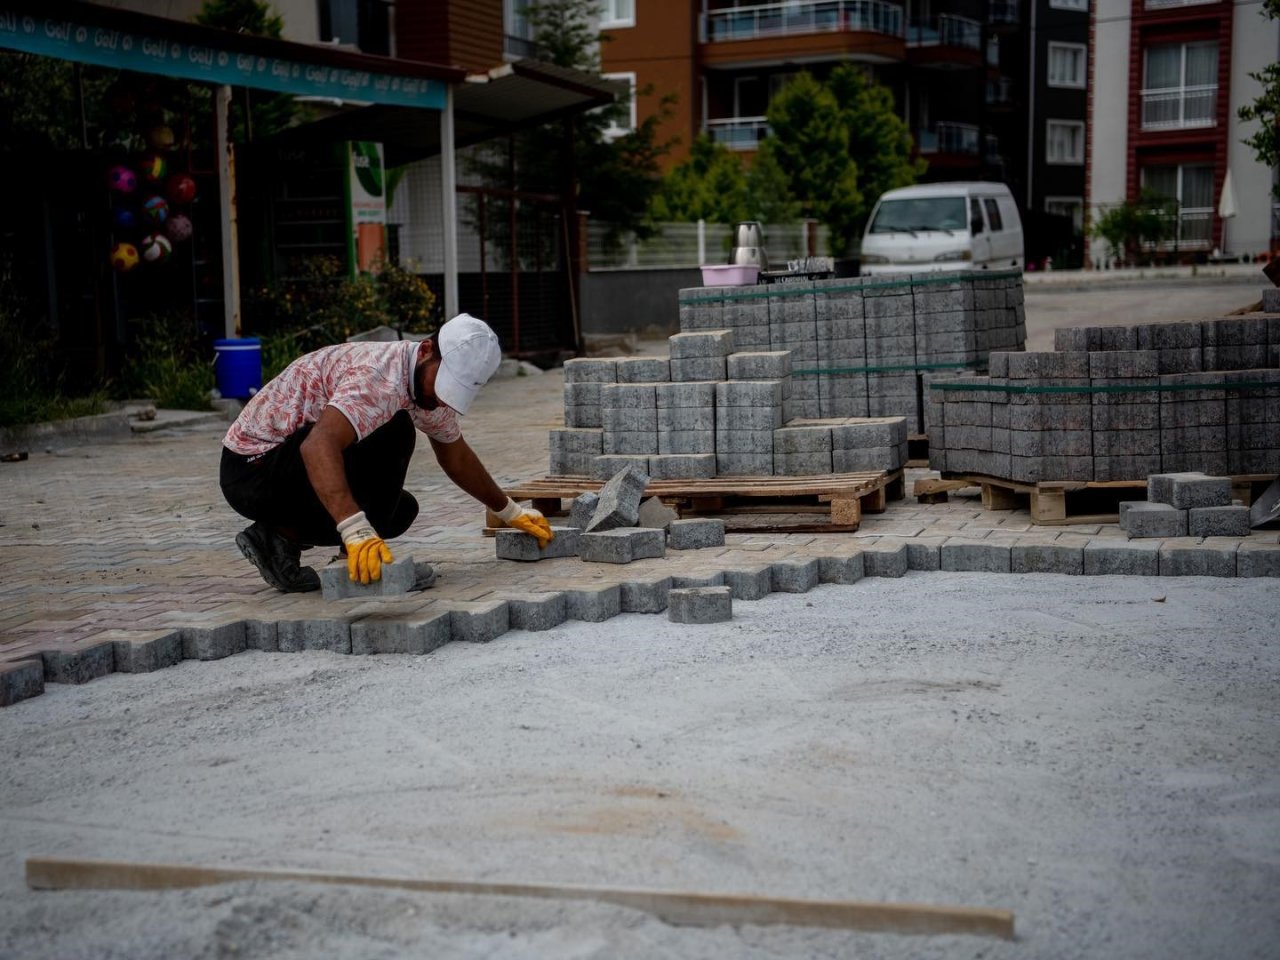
top-left (1120, 472), bottom-right (1251, 539)
top-left (927, 306), bottom-right (1280, 483)
top-left (774, 417), bottom-right (910, 476)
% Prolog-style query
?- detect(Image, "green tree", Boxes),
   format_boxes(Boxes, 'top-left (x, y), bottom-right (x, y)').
top-left (827, 63), bottom-right (926, 215)
top-left (1090, 190), bottom-right (1178, 264)
top-left (758, 72), bottom-right (863, 253)
top-left (194, 0), bottom-right (300, 140)
top-left (1237, 0), bottom-right (1280, 198)
top-left (650, 136), bottom-right (752, 224)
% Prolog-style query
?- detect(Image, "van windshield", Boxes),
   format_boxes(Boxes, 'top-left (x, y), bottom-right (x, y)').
top-left (868, 197), bottom-right (967, 234)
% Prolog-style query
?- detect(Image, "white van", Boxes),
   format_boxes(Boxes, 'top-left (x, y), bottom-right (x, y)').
top-left (859, 182), bottom-right (1024, 275)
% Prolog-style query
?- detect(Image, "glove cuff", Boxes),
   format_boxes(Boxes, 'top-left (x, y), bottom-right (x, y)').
top-left (495, 497), bottom-right (521, 523)
top-left (337, 510), bottom-right (373, 546)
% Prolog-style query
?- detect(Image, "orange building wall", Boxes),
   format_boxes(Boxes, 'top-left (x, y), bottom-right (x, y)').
top-left (397, 0), bottom-right (504, 73)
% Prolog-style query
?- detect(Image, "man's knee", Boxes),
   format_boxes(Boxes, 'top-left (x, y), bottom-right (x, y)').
top-left (374, 492), bottom-right (419, 539)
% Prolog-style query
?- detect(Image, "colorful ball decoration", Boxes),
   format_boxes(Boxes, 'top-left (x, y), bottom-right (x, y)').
top-left (109, 242), bottom-right (140, 272)
top-left (140, 153), bottom-right (168, 183)
top-left (107, 165), bottom-right (138, 194)
top-left (147, 125), bottom-right (175, 151)
top-left (140, 232), bottom-right (172, 264)
top-left (143, 195), bottom-right (170, 225)
top-left (166, 173), bottom-right (196, 205)
top-left (165, 214), bottom-right (193, 244)
top-left (112, 206), bottom-right (140, 232)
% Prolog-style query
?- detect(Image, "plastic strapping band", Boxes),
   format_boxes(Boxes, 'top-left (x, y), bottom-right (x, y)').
top-left (676, 269), bottom-right (1024, 305)
top-left (928, 380), bottom-right (1279, 395)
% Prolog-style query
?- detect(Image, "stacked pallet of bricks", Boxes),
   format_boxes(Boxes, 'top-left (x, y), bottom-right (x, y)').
top-left (926, 305), bottom-right (1280, 482)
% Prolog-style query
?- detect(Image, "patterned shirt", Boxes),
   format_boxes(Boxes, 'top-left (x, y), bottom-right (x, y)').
top-left (223, 340), bottom-right (461, 457)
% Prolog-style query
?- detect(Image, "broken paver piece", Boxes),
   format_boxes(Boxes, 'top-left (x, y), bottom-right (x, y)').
top-left (570, 492), bottom-right (599, 531)
top-left (668, 586), bottom-right (732, 624)
top-left (495, 526), bottom-right (580, 561)
top-left (637, 496), bottom-right (679, 529)
top-left (320, 556), bottom-right (418, 601)
top-left (586, 465), bottom-right (651, 532)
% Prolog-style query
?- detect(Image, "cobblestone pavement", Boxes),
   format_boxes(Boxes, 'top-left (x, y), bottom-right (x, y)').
top-left (1, 359), bottom-right (1277, 693)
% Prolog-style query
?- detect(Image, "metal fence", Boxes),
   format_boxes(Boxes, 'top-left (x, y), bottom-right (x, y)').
top-left (587, 220), bottom-right (831, 270)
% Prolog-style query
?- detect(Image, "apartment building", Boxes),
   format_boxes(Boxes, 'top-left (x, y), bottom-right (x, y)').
top-left (1088, 0), bottom-right (1279, 263)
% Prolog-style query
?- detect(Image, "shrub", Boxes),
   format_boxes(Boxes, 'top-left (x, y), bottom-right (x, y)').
top-left (116, 312), bottom-right (216, 410)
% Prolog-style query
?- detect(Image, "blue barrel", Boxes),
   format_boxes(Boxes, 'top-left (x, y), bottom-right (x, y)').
top-left (213, 337), bottom-right (263, 399)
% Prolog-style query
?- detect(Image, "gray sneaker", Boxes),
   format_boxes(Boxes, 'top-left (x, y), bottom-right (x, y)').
top-left (235, 522), bottom-right (321, 593)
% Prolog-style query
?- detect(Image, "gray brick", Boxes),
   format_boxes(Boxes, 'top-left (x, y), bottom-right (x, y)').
top-left (906, 541), bottom-right (941, 571)
top-left (615, 357), bottom-right (670, 383)
top-left (648, 454), bottom-right (717, 480)
top-left (1237, 541), bottom-right (1280, 577)
top-left (833, 446), bottom-right (898, 473)
top-left (563, 358), bottom-right (618, 383)
top-left (449, 601), bottom-right (510, 643)
top-left (550, 428), bottom-right (604, 455)
top-left (862, 541), bottom-right (909, 577)
top-left (941, 541), bottom-right (1012, 573)
top-left (579, 527), bottom-right (665, 563)
top-left (495, 527), bottom-right (581, 561)
top-left (350, 609), bottom-right (452, 653)
top-left (1011, 544), bottom-right (1084, 575)
top-left (671, 571), bottom-right (725, 589)
top-left (1146, 472), bottom-right (1204, 505)
top-left (1187, 505), bottom-right (1251, 538)
top-left (773, 425), bottom-right (832, 454)
top-left (776, 451), bottom-right (834, 475)
top-left (818, 554), bottom-right (865, 584)
top-left (1168, 474), bottom-right (1233, 509)
top-left (565, 585), bottom-right (622, 622)
top-left (668, 586), bottom-right (733, 624)
top-left (564, 382), bottom-right (602, 407)
top-left (1007, 352), bottom-right (1090, 380)
top-left (0, 660), bottom-right (44, 707)
top-left (1122, 502), bottom-right (1188, 539)
top-left (181, 621), bottom-right (248, 660)
top-left (722, 565), bottom-right (774, 600)
top-left (1159, 540), bottom-right (1238, 577)
top-left (669, 330), bottom-right (734, 359)
top-left (637, 496), bottom-right (680, 529)
top-left (671, 356), bottom-right (727, 381)
top-left (111, 630), bottom-right (184, 673)
top-left (243, 620), bottom-right (279, 652)
top-left (716, 427), bottom-right (776, 452)
top-left (276, 619), bottom-right (351, 654)
top-left (587, 464), bottom-right (651, 531)
top-left (320, 557), bottom-right (418, 601)
top-left (715, 452), bottom-right (774, 476)
top-left (563, 404), bottom-right (601, 429)
top-left (771, 558), bottom-right (821, 593)
top-left (716, 380), bottom-right (785, 408)
top-left (619, 576), bottom-right (673, 613)
top-left (601, 383), bottom-right (658, 410)
top-left (667, 518), bottom-right (725, 550)
top-left (1083, 539), bottom-right (1161, 576)
top-left (602, 429), bottom-right (659, 456)
top-left (570, 492), bottom-right (599, 531)
top-left (656, 381), bottom-right (716, 410)
top-left (727, 351), bottom-right (792, 380)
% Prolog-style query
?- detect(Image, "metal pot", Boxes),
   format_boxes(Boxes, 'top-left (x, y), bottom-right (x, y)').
top-left (731, 220), bottom-right (765, 248)
top-left (728, 246), bottom-right (769, 269)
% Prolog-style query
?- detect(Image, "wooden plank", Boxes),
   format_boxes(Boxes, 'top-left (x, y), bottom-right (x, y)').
top-left (830, 497), bottom-right (861, 526)
top-left (981, 483), bottom-right (1021, 512)
top-left (24, 856), bottom-right (1014, 939)
top-left (1029, 488), bottom-right (1067, 523)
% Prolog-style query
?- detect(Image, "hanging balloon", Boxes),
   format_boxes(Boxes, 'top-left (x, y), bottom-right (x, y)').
top-left (140, 233), bottom-right (173, 264)
top-left (112, 206), bottom-right (140, 233)
top-left (147, 125), bottom-right (175, 151)
top-left (142, 195), bottom-right (170, 225)
top-left (166, 173), bottom-right (197, 205)
top-left (107, 165), bottom-right (138, 194)
top-left (109, 242), bottom-right (140, 272)
top-left (140, 153), bottom-right (168, 183)
top-left (165, 214), bottom-right (193, 244)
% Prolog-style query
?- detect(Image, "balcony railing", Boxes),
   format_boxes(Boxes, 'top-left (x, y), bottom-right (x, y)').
top-left (907, 14), bottom-right (982, 50)
top-left (916, 121), bottom-right (980, 155)
top-left (701, 0), bottom-right (905, 42)
top-left (706, 116), bottom-right (770, 149)
top-left (1140, 85), bottom-right (1216, 130)
top-left (1146, 210), bottom-right (1213, 250)
top-left (1144, 0), bottom-right (1219, 8)
top-left (989, 0), bottom-right (1019, 23)
top-left (986, 76), bottom-right (1015, 105)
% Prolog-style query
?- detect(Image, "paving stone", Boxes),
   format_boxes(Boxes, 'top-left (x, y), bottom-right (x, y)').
top-left (564, 585), bottom-right (622, 622)
top-left (181, 621), bottom-right (248, 660)
top-left (771, 558), bottom-right (821, 593)
top-left (906, 541), bottom-right (941, 571)
top-left (449, 601), bottom-right (510, 643)
top-left (671, 571), bottom-right (726, 589)
top-left (243, 620), bottom-right (279, 652)
top-left (40, 640), bottom-right (115, 685)
top-left (668, 586), bottom-right (733, 624)
top-left (586, 465), bottom-right (651, 532)
top-left (722, 565), bottom-right (774, 600)
top-left (1159, 539), bottom-right (1239, 577)
top-left (619, 576), bottom-right (673, 613)
top-left (0, 660), bottom-right (45, 707)
top-left (1188, 505), bottom-right (1251, 538)
top-left (1146, 471), bottom-right (1209, 505)
top-left (495, 527), bottom-right (581, 561)
top-left (862, 541), bottom-right (909, 577)
top-left (670, 357), bottom-right (727, 381)
top-left (637, 497), bottom-right (680, 529)
top-left (276, 619), bottom-right (352, 654)
top-left (563, 357), bottom-right (618, 383)
top-left (109, 629), bottom-right (184, 673)
top-left (941, 541), bottom-right (1012, 573)
top-left (1236, 540), bottom-right (1280, 577)
top-left (570, 492), bottom-right (599, 531)
top-left (669, 330), bottom-right (734, 358)
top-left (350, 608), bottom-right (452, 654)
top-left (667, 518), bottom-right (725, 550)
top-left (320, 556), bottom-right (417, 601)
top-left (579, 528), bottom-right (665, 563)
top-left (648, 454), bottom-right (717, 480)
top-left (1167, 474), bottom-right (1233, 509)
top-left (1122, 502), bottom-right (1188, 539)
top-left (728, 351), bottom-right (792, 380)
top-left (502, 593), bottom-right (569, 632)
top-left (818, 554), bottom-right (864, 584)
top-left (1011, 544), bottom-right (1083, 575)
top-left (1083, 539), bottom-right (1161, 576)
top-left (615, 357), bottom-right (670, 383)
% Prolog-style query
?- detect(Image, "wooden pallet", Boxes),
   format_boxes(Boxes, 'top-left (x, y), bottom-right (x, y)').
top-left (938, 472), bottom-right (1276, 525)
top-left (497, 470), bottom-right (904, 534)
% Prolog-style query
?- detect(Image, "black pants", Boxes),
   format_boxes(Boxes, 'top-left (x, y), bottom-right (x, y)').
top-left (220, 411), bottom-right (419, 546)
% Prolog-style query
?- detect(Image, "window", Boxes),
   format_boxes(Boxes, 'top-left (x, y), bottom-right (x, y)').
top-left (970, 198), bottom-right (985, 233)
top-left (1046, 120), bottom-right (1084, 164)
top-left (1142, 42), bottom-right (1217, 129)
top-left (601, 72), bottom-right (636, 139)
top-left (601, 0), bottom-right (635, 28)
top-left (1141, 163), bottom-right (1214, 247)
top-left (1047, 42), bottom-right (1087, 89)
top-left (1045, 196), bottom-right (1084, 233)
top-left (318, 0), bottom-right (391, 55)
top-left (1049, 0), bottom-right (1087, 10)
top-left (984, 198), bottom-right (1004, 231)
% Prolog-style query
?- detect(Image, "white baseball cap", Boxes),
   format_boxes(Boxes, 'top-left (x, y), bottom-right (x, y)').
top-left (433, 313), bottom-right (502, 415)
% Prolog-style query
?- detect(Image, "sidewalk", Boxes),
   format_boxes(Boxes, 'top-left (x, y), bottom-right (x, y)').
top-left (1, 363), bottom-right (1276, 702)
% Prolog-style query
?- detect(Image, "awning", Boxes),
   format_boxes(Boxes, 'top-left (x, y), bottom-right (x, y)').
top-left (266, 59), bottom-right (626, 167)
top-left (0, 0), bottom-right (464, 109)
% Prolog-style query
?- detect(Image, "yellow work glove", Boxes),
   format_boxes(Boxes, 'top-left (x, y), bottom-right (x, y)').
top-left (496, 497), bottom-right (554, 549)
top-left (337, 510), bottom-right (393, 584)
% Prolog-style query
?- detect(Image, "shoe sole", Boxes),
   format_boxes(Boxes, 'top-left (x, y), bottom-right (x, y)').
top-left (235, 531), bottom-right (319, 594)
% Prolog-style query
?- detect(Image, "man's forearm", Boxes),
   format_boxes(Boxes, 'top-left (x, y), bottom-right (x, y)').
top-left (301, 438), bottom-right (361, 524)
top-left (432, 437), bottom-right (508, 511)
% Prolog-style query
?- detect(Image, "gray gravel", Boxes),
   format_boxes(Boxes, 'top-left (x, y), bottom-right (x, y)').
top-left (1, 573), bottom-right (1277, 959)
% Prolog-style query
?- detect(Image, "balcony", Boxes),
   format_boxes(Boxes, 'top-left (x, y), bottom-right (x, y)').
top-left (706, 116), bottom-right (770, 149)
top-left (1140, 85), bottom-right (1216, 130)
top-left (908, 14), bottom-right (982, 50)
top-left (701, 0), bottom-right (905, 42)
top-left (916, 121), bottom-right (980, 155)
top-left (986, 76), bottom-right (1016, 107)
